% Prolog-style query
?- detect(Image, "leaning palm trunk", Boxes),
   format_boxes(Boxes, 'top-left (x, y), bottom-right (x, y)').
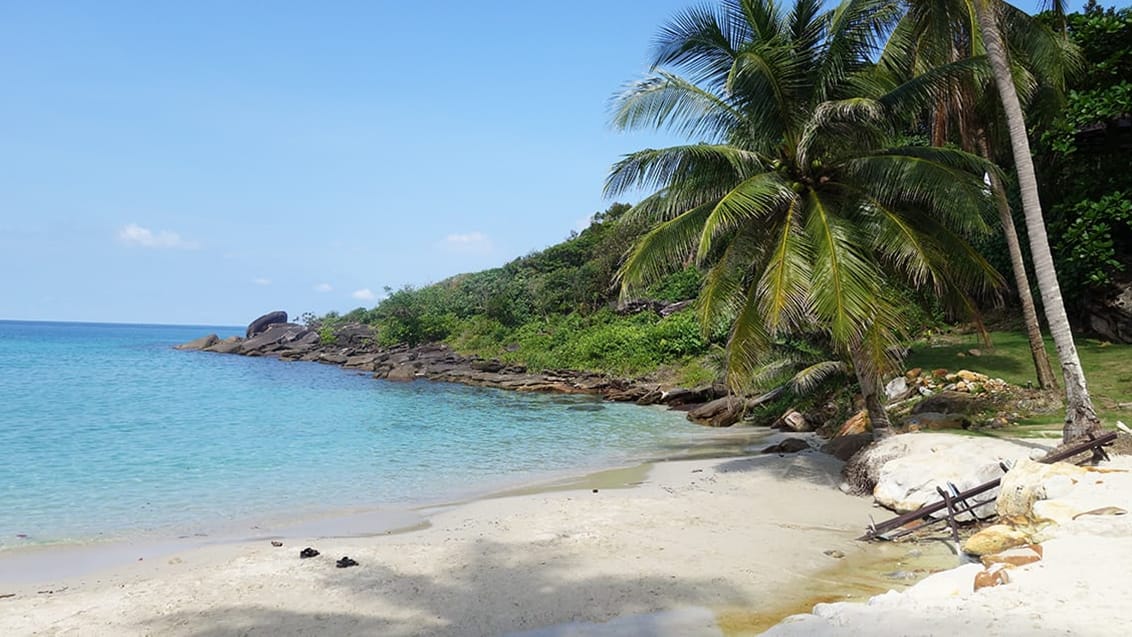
top-left (849, 340), bottom-right (893, 439)
top-left (974, 0), bottom-right (1101, 442)
top-left (977, 136), bottom-right (1059, 390)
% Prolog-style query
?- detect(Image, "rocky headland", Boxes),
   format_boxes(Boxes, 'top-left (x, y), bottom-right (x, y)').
top-left (176, 311), bottom-right (749, 426)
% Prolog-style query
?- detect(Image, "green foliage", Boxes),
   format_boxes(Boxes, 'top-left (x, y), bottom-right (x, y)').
top-left (1053, 191), bottom-right (1132, 287)
top-left (646, 266), bottom-right (703, 302)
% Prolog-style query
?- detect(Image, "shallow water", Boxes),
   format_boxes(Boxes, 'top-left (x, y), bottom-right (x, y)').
top-left (0, 320), bottom-right (699, 550)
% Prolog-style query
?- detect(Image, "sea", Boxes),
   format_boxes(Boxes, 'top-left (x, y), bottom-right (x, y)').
top-left (0, 320), bottom-right (710, 554)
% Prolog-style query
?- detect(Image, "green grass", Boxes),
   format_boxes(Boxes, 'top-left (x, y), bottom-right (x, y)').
top-left (904, 330), bottom-right (1132, 431)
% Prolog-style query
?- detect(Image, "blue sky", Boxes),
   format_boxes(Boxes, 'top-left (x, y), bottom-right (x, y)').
top-left (0, 0), bottom-right (1067, 325)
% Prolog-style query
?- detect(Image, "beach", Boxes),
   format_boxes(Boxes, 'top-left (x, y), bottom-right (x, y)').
top-left (0, 447), bottom-right (905, 636)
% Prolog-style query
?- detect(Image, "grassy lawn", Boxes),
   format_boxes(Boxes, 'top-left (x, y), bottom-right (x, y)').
top-left (904, 330), bottom-right (1132, 434)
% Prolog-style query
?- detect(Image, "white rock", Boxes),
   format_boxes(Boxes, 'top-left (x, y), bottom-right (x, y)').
top-left (884, 376), bottom-right (908, 400)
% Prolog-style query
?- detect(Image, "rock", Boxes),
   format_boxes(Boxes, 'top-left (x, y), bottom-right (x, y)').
top-left (859, 433), bottom-right (1052, 517)
top-left (299, 547), bottom-right (320, 559)
top-left (686, 396), bottom-right (743, 427)
top-left (659, 300), bottom-right (693, 316)
top-left (956, 369), bottom-right (988, 383)
top-left (762, 438), bottom-right (810, 454)
top-left (823, 549), bottom-right (845, 559)
top-left (335, 556), bottom-right (359, 568)
top-left (980, 544), bottom-right (1043, 568)
top-left (332, 323), bottom-right (376, 347)
top-left (996, 458), bottom-right (1090, 524)
top-left (931, 368), bottom-right (948, 379)
top-left (773, 410), bottom-right (813, 433)
top-left (963, 524), bottom-right (1030, 556)
top-left (239, 323), bottom-right (306, 354)
top-left (836, 410), bottom-right (870, 437)
top-left (205, 336), bottom-right (243, 354)
top-left (1083, 277), bottom-right (1132, 343)
top-left (175, 334), bottom-right (219, 350)
top-left (247, 311), bottom-right (288, 338)
top-left (968, 348), bottom-right (983, 357)
top-left (385, 365), bottom-right (419, 381)
top-left (884, 376), bottom-right (909, 401)
top-left (821, 433), bottom-right (873, 462)
top-left (973, 563), bottom-right (1011, 591)
top-left (905, 368), bottom-right (923, 380)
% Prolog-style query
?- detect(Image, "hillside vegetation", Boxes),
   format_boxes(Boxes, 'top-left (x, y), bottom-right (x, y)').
top-left (315, 203), bottom-right (717, 383)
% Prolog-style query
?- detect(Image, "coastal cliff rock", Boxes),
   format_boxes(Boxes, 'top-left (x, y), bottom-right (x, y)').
top-left (178, 314), bottom-right (741, 423)
top-left (246, 311), bottom-right (288, 338)
top-left (175, 334), bottom-right (219, 350)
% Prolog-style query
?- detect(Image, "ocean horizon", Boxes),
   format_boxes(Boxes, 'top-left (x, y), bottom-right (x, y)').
top-left (0, 320), bottom-right (702, 553)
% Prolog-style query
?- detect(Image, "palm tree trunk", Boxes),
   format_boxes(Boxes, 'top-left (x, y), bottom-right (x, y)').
top-left (849, 340), bottom-right (893, 439)
top-left (974, 0), bottom-right (1101, 442)
top-left (993, 180), bottom-right (1060, 390)
top-left (977, 136), bottom-right (1059, 390)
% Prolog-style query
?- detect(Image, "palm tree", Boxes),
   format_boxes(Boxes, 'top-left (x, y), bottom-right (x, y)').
top-left (874, 0), bottom-right (1073, 391)
top-left (972, 0), bottom-right (1102, 443)
top-left (607, 0), bottom-right (1001, 437)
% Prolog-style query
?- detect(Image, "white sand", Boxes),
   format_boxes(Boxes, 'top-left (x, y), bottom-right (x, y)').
top-left (0, 449), bottom-right (884, 636)
top-left (765, 454), bottom-right (1132, 637)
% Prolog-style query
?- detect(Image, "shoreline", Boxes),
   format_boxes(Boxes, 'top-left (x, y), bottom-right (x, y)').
top-left (0, 448), bottom-right (939, 636)
top-left (0, 424), bottom-right (780, 589)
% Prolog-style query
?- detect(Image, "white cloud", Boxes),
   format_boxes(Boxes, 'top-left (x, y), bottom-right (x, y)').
top-left (442, 231), bottom-right (493, 254)
top-left (252, 277), bottom-right (272, 286)
top-left (314, 283), bottom-right (334, 293)
top-left (352, 288), bottom-right (375, 301)
top-left (117, 223), bottom-right (198, 250)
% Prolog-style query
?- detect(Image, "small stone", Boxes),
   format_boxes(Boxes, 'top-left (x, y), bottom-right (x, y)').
top-left (299, 547), bottom-right (320, 559)
top-left (271, 541), bottom-right (284, 547)
top-left (968, 348), bottom-right (982, 357)
top-left (336, 556), bottom-right (359, 568)
top-left (974, 563), bottom-right (1011, 591)
top-left (981, 544), bottom-right (1043, 568)
top-left (823, 549), bottom-right (845, 559)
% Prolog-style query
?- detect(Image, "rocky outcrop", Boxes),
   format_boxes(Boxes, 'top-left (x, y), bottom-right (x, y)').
top-left (176, 319), bottom-right (731, 422)
top-left (1084, 278), bottom-right (1132, 343)
top-left (175, 334), bottom-right (219, 350)
top-left (246, 311), bottom-right (288, 338)
top-left (843, 433), bottom-right (1054, 516)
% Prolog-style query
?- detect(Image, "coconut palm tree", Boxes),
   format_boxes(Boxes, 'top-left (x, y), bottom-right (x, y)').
top-left (874, 0), bottom-right (1076, 391)
top-left (607, 0), bottom-right (1001, 437)
top-left (972, 0), bottom-right (1102, 442)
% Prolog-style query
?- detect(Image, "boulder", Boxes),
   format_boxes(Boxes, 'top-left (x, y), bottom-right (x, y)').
top-left (1084, 278), bottom-right (1132, 343)
top-left (205, 336), bottom-right (244, 354)
top-left (847, 433), bottom-right (1054, 515)
top-left (332, 323), bottom-right (376, 347)
top-left (836, 410), bottom-right (870, 437)
top-left (884, 376), bottom-right (909, 401)
top-left (762, 437), bottom-right (811, 454)
top-left (239, 323), bottom-right (305, 354)
top-left (962, 524), bottom-right (1030, 556)
top-left (996, 458), bottom-right (1091, 525)
top-left (175, 334), bottom-right (219, 350)
top-left (686, 396), bottom-right (743, 427)
top-left (247, 311), bottom-right (288, 338)
top-left (385, 365), bottom-right (419, 381)
top-left (821, 433), bottom-right (873, 462)
top-left (773, 410), bottom-right (813, 433)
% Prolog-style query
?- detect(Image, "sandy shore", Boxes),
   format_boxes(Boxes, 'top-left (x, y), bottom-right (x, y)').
top-left (0, 447), bottom-right (905, 636)
top-left (765, 453), bottom-right (1132, 637)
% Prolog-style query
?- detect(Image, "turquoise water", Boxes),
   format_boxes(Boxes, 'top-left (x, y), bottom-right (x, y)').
top-left (0, 321), bottom-right (698, 550)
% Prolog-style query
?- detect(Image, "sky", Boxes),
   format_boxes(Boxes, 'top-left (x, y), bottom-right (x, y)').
top-left (0, 0), bottom-right (1066, 325)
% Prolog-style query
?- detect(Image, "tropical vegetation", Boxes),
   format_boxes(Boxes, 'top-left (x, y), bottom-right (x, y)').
top-left (313, 0), bottom-right (1128, 443)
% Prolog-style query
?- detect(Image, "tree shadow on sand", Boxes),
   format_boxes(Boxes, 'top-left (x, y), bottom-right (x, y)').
top-left (139, 538), bottom-right (747, 637)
